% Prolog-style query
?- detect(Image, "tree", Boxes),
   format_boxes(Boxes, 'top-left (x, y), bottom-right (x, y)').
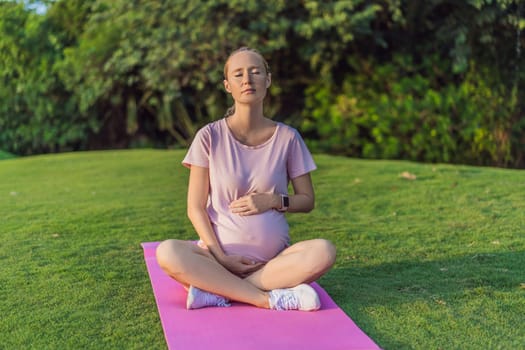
top-left (57, 0), bottom-right (385, 148)
top-left (0, 2), bottom-right (87, 154)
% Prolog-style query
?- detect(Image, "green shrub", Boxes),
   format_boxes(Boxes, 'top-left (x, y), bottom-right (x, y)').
top-left (0, 150), bottom-right (16, 160)
top-left (302, 55), bottom-right (521, 167)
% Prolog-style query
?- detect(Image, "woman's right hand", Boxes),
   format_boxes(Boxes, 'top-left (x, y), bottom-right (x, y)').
top-left (218, 254), bottom-right (264, 278)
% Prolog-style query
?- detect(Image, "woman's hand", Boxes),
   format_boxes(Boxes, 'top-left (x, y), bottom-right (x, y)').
top-left (229, 192), bottom-right (278, 216)
top-left (218, 254), bottom-right (265, 278)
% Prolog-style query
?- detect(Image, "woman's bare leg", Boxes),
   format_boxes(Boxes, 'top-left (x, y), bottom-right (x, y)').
top-left (156, 239), bottom-right (269, 308)
top-left (245, 239), bottom-right (336, 291)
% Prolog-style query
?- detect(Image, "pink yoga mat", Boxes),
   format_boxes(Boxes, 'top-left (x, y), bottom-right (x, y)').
top-left (142, 241), bottom-right (381, 350)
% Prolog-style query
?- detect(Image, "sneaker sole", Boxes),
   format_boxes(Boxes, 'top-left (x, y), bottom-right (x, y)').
top-left (186, 285), bottom-right (197, 310)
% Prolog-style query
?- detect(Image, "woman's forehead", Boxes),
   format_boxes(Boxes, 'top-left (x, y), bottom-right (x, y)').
top-left (227, 51), bottom-right (264, 72)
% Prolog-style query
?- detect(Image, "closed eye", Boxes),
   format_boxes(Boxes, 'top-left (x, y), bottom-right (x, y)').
top-left (231, 66), bottom-right (262, 78)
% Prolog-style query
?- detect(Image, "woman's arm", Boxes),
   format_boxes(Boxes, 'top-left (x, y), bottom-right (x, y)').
top-left (229, 172), bottom-right (315, 215)
top-left (287, 172), bottom-right (315, 213)
top-left (186, 165), bottom-right (225, 260)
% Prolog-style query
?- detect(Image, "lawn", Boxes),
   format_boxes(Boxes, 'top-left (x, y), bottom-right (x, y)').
top-left (1, 150), bottom-right (523, 349)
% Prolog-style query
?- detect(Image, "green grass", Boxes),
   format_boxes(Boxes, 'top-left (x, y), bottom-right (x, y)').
top-left (1, 150), bottom-right (523, 349)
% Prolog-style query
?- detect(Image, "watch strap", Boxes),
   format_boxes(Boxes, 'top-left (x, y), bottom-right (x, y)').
top-left (278, 194), bottom-right (289, 212)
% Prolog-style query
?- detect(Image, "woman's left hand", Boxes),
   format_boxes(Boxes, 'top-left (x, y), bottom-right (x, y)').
top-left (217, 254), bottom-right (265, 277)
top-left (229, 192), bottom-right (276, 216)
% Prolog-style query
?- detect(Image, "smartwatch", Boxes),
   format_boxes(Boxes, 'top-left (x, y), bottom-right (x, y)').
top-left (278, 194), bottom-right (289, 212)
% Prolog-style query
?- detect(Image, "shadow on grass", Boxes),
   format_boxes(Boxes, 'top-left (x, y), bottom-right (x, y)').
top-left (320, 251), bottom-right (525, 349)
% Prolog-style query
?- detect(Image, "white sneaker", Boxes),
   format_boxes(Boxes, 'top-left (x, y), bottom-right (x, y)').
top-left (268, 284), bottom-right (321, 311)
top-left (186, 285), bottom-right (231, 310)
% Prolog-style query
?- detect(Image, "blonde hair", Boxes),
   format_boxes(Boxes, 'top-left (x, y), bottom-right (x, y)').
top-left (223, 47), bottom-right (270, 117)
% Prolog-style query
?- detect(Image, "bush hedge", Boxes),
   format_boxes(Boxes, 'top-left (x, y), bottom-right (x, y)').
top-left (302, 55), bottom-right (523, 167)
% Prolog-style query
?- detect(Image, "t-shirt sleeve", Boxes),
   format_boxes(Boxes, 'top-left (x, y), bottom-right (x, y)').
top-left (287, 129), bottom-right (317, 179)
top-left (182, 126), bottom-right (210, 169)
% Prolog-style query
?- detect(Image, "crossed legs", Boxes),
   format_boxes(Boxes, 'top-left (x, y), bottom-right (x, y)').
top-left (155, 239), bottom-right (336, 309)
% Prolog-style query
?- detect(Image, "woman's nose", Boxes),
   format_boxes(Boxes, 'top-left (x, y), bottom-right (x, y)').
top-left (241, 71), bottom-right (251, 84)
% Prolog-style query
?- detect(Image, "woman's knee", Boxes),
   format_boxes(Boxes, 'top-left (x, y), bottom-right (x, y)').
top-left (156, 239), bottom-right (187, 274)
top-left (302, 239), bottom-right (336, 274)
top-left (314, 238), bottom-right (337, 268)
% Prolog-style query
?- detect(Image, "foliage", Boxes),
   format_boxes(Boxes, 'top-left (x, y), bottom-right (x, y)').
top-left (0, 150), bottom-right (16, 160)
top-left (58, 0), bottom-right (283, 147)
top-left (56, 0), bottom-right (383, 148)
top-left (0, 2), bottom-right (88, 154)
top-left (302, 55), bottom-right (522, 167)
top-left (390, 0), bottom-right (523, 76)
top-left (0, 0), bottom-right (523, 167)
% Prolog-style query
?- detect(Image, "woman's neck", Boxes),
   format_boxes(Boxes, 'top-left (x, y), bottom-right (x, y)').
top-left (226, 103), bottom-right (276, 146)
top-left (228, 103), bottom-right (266, 130)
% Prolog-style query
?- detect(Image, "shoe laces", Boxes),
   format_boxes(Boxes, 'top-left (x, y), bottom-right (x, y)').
top-left (200, 289), bottom-right (230, 307)
top-left (210, 293), bottom-right (230, 307)
top-left (272, 290), bottom-right (299, 310)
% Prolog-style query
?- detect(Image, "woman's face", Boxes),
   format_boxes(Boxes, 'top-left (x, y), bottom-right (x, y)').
top-left (223, 51), bottom-right (271, 106)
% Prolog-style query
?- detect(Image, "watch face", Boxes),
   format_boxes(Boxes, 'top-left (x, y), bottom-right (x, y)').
top-left (283, 195), bottom-right (289, 207)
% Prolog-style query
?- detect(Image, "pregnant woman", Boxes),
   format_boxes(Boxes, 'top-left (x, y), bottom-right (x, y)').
top-left (156, 47), bottom-right (336, 311)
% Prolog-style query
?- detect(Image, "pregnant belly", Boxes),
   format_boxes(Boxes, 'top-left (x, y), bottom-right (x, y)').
top-left (213, 210), bottom-right (290, 262)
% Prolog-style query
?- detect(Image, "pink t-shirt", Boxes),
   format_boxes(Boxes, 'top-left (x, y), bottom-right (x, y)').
top-left (182, 118), bottom-right (316, 262)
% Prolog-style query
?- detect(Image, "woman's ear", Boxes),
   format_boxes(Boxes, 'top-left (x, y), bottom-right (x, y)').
top-left (266, 73), bottom-right (272, 88)
top-left (224, 80), bottom-right (231, 93)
